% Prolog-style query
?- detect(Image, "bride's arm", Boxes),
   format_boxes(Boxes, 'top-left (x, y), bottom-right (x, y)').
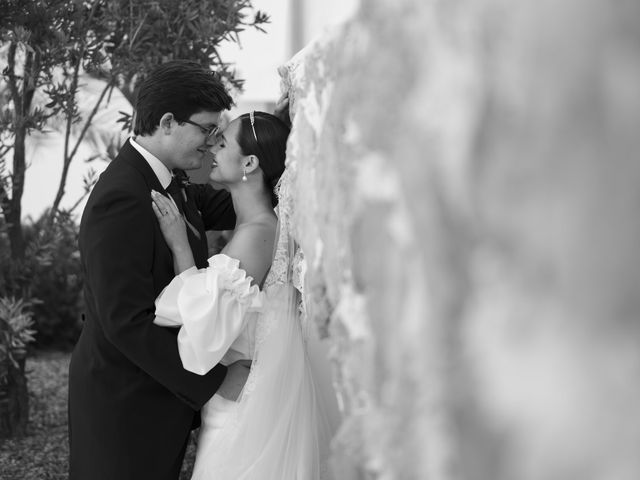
top-left (151, 190), bottom-right (195, 274)
top-left (151, 192), bottom-right (271, 377)
top-left (153, 253), bottom-right (260, 374)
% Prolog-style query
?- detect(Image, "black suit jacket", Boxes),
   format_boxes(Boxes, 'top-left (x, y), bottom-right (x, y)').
top-left (69, 140), bottom-right (235, 480)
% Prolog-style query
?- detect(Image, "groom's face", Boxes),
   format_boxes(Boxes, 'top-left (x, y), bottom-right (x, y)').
top-left (171, 111), bottom-right (222, 171)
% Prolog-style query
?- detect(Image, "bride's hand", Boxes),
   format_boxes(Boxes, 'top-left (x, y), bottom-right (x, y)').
top-left (217, 360), bottom-right (252, 401)
top-left (151, 190), bottom-right (189, 253)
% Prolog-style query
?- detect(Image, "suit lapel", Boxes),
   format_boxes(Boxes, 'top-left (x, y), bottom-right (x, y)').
top-left (117, 140), bottom-right (210, 265)
top-left (120, 144), bottom-right (210, 267)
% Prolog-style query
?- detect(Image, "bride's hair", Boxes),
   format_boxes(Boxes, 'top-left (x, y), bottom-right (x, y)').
top-left (236, 111), bottom-right (290, 207)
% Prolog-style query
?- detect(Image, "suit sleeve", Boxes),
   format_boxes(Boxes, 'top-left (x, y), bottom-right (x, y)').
top-left (81, 185), bottom-right (225, 410)
top-left (189, 183), bottom-right (236, 231)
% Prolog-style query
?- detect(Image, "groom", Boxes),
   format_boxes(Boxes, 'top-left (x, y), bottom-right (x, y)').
top-left (69, 61), bottom-right (247, 480)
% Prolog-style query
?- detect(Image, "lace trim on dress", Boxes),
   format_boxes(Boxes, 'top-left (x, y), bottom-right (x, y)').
top-left (243, 170), bottom-right (297, 398)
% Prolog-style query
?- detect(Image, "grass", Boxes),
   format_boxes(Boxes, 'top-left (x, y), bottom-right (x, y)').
top-left (0, 351), bottom-right (196, 480)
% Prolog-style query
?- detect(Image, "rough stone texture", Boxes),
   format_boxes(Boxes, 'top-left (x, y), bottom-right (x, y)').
top-left (279, 0), bottom-right (640, 479)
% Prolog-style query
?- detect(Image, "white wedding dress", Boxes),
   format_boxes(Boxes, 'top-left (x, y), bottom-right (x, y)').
top-left (154, 249), bottom-right (337, 479)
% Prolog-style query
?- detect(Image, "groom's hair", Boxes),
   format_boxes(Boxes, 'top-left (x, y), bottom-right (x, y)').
top-left (133, 60), bottom-right (233, 136)
top-left (236, 111), bottom-right (291, 207)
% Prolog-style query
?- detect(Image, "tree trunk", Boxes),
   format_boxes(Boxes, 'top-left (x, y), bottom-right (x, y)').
top-left (6, 126), bottom-right (26, 262)
top-left (119, 76), bottom-right (136, 106)
top-left (0, 330), bottom-right (29, 439)
top-left (4, 40), bottom-right (27, 262)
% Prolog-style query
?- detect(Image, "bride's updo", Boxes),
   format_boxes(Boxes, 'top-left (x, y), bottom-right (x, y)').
top-left (236, 111), bottom-right (290, 207)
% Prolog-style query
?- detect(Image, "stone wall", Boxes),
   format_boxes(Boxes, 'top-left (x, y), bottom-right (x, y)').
top-left (279, 1), bottom-right (640, 479)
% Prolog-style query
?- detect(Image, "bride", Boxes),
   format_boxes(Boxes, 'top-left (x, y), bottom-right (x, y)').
top-left (150, 111), bottom-right (337, 479)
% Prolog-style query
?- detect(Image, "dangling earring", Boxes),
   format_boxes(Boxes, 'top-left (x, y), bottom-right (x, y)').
top-left (242, 166), bottom-right (248, 182)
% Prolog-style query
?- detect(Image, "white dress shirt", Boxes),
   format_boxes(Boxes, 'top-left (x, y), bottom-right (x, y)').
top-left (129, 136), bottom-right (172, 189)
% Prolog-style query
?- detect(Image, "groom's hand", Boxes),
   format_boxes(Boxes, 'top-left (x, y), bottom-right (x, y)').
top-left (217, 360), bottom-right (252, 401)
top-left (273, 92), bottom-right (291, 127)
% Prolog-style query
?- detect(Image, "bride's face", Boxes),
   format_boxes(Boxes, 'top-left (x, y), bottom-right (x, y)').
top-left (207, 119), bottom-right (246, 185)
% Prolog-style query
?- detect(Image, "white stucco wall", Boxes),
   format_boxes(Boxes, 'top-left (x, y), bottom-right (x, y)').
top-left (280, 0), bottom-right (640, 478)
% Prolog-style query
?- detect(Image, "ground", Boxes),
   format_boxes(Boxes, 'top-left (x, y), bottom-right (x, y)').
top-left (0, 351), bottom-right (196, 480)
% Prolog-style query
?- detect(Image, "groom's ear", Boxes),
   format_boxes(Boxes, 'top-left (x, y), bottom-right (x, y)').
top-left (159, 113), bottom-right (175, 134)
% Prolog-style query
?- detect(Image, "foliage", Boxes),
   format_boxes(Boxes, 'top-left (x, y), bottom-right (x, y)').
top-left (0, 295), bottom-right (34, 437)
top-left (0, 296), bottom-right (36, 371)
top-left (26, 211), bottom-right (83, 349)
top-left (98, 0), bottom-right (270, 102)
top-left (0, 0), bottom-right (270, 262)
top-left (1, 210), bottom-right (83, 350)
top-left (0, 210), bottom-right (83, 350)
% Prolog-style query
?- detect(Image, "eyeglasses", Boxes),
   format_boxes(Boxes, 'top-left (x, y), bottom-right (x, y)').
top-left (180, 118), bottom-right (219, 138)
top-left (249, 111), bottom-right (258, 143)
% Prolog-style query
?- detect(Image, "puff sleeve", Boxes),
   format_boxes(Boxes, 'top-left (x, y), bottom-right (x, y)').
top-left (154, 254), bottom-right (260, 375)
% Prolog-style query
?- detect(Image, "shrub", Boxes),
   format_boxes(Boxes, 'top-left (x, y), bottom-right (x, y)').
top-left (0, 296), bottom-right (36, 437)
top-left (24, 211), bottom-right (83, 350)
top-left (0, 296), bottom-right (36, 369)
top-left (0, 211), bottom-right (83, 350)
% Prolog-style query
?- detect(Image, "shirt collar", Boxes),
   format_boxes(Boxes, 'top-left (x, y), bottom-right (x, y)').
top-left (129, 136), bottom-right (172, 189)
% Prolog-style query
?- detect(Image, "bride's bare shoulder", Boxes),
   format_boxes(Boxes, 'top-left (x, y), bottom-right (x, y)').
top-left (222, 214), bottom-right (277, 285)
